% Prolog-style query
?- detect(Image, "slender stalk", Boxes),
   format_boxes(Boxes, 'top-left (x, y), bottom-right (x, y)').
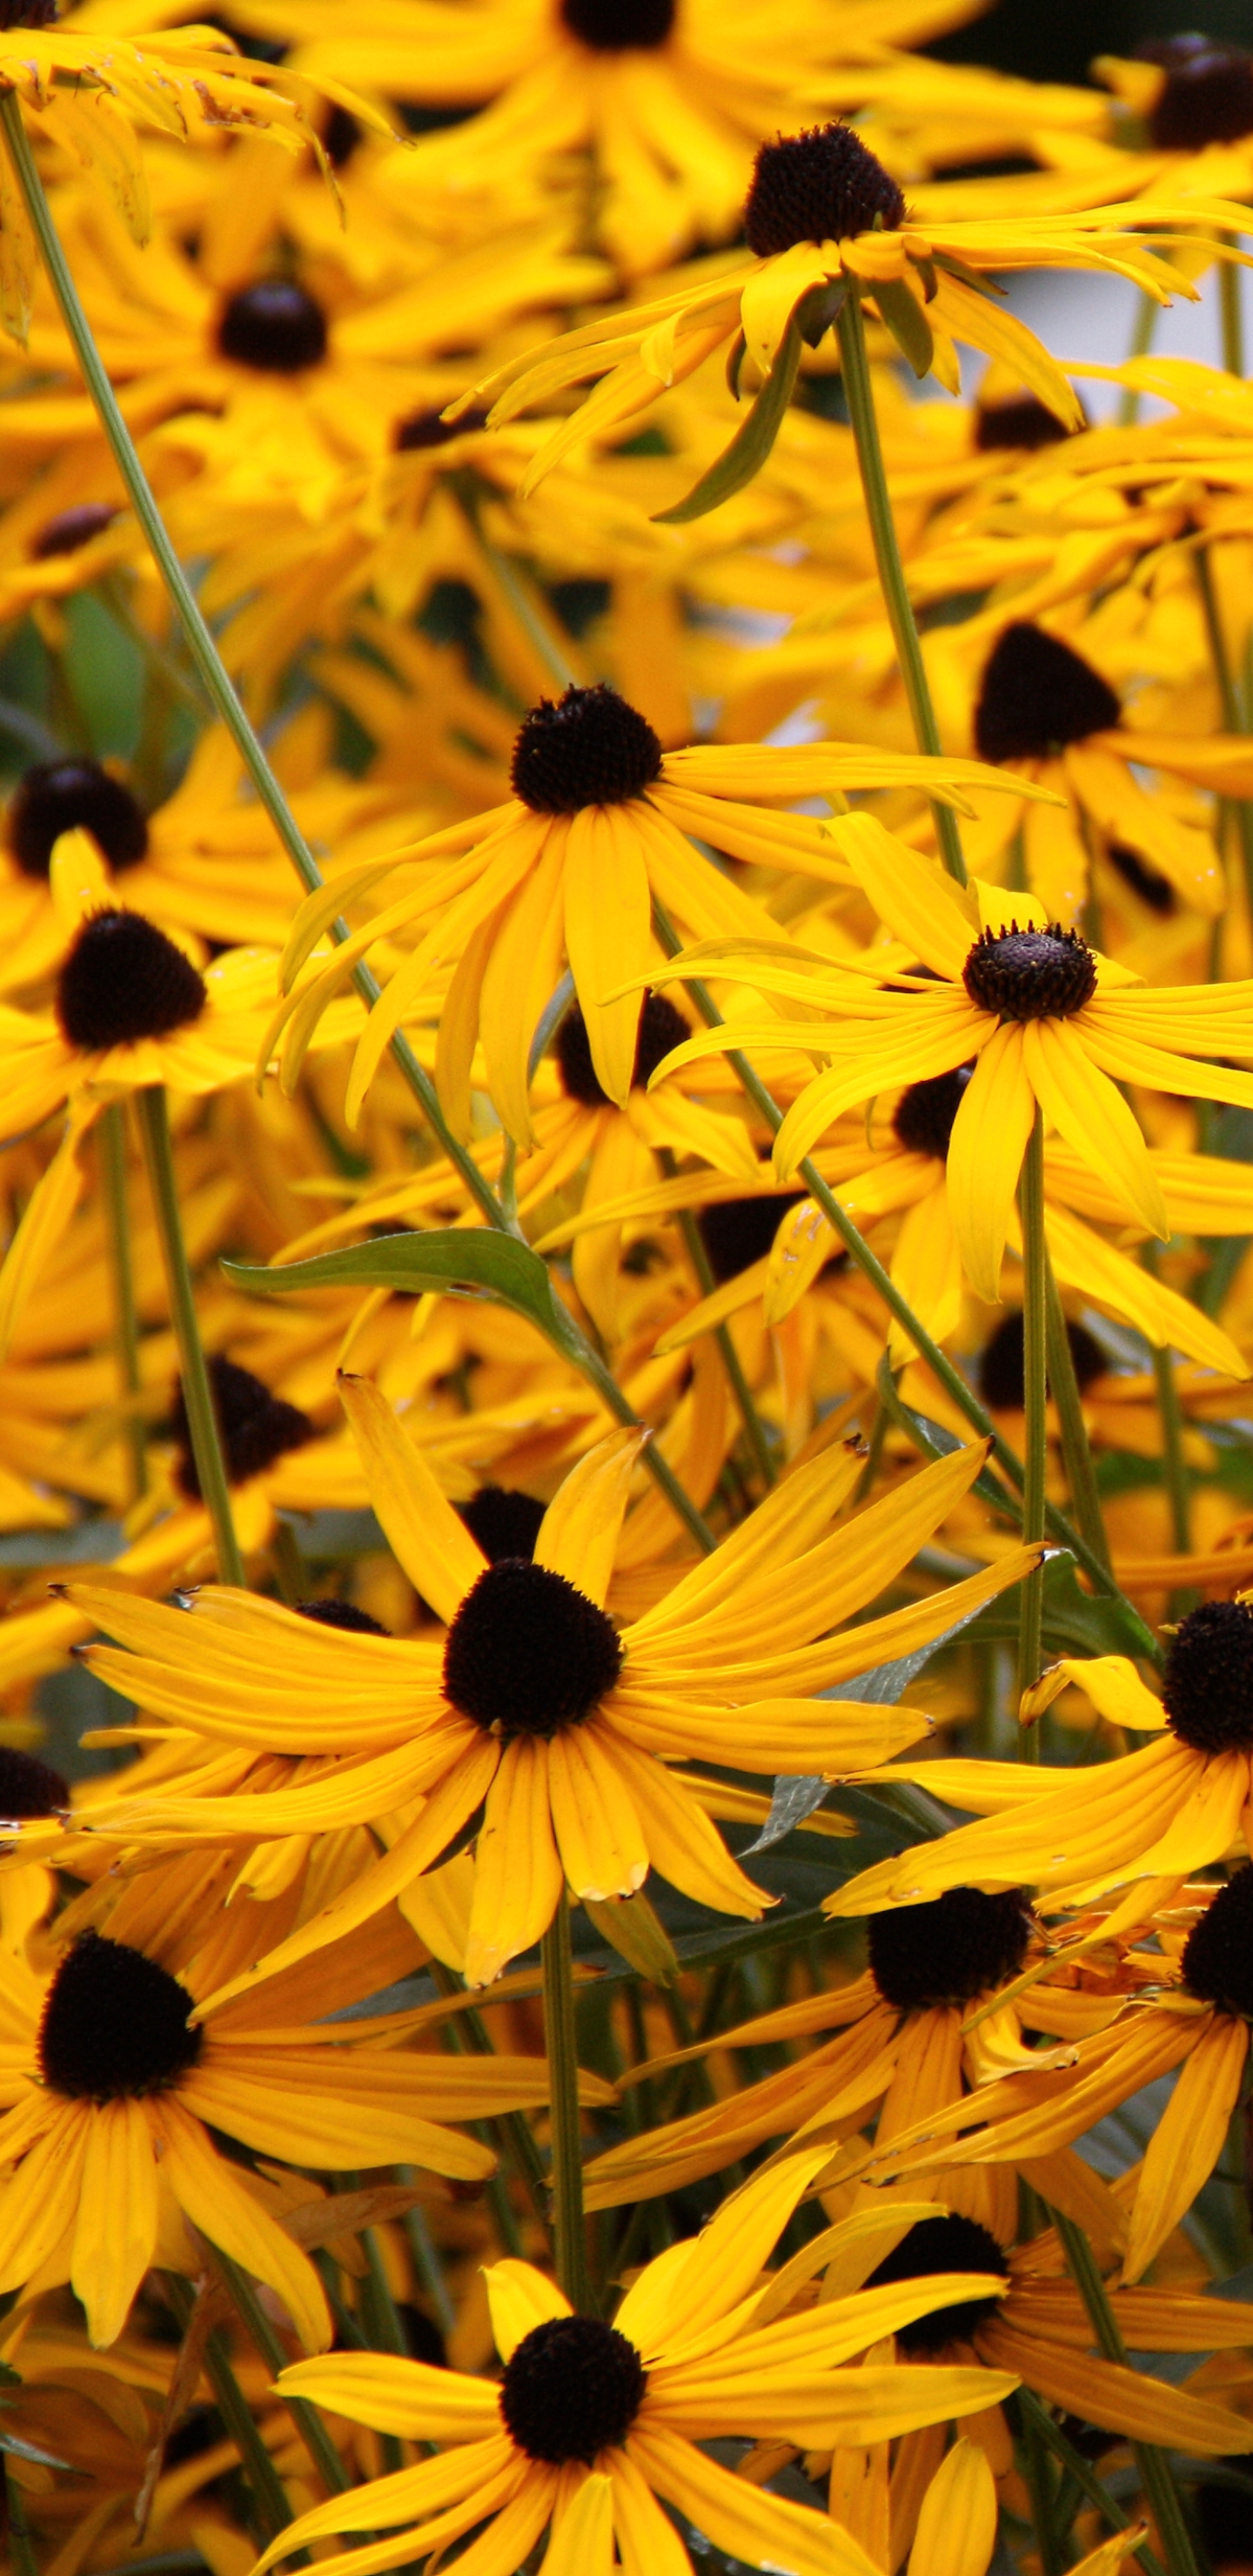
top-left (1043, 1245), bottom-right (1110, 1576)
top-left (134, 1085), bottom-right (244, 1587)
top-left (1193, 545), bottom-right (1253, 915)
top-left (673, 1196), bottom-right (775, 1488)
top-left (835, 289), bottom-right (966, 887)
top-left (540, 1901), bottom-right (592, 2312)
top-left (399, 2189), bottom-right (457, 2342)
top-left (1049, 2209), bottom-right (1203, 2576)
top-left (98, 1099), bottom-right (147, 1503)
top-left (210, 2245), bottom-right (352, 2499)
top-left (163, 2272), bottom-right (293, 2546)
top-left (425, 1959), bottom-right (553, 2241)
top-left (4, 2468), bottom-right (40, 2576)
top-left (1116, 289), bottom-right (1161, 427)
top-left (1152, 1342), bottom-right (1192, 1561)
top-left (1019, 2400), bottom-right (1065, 2576)
top-left (1220, 240), bottom-right (1244, 379)
top-left (1016, 1110), bottom-right (1047, 1741)
top-left (1018, 2387), bottom-right (1167, 2576)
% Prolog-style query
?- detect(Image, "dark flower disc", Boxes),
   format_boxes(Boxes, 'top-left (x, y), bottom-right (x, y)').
top-left (9, 757), bottom-right (148, 880)
top-left (298, 1599), bottom-right (391, 1635)
top-left (868, 1886), bottom-right (1031, 2012)
top-left (0, 2), bottom-right (57, 25)
top-left (1138, 35), bottom-right (1253, 150)
top-left (974, 397), bottom-right (1071, 453)
top-left (500, 2315), bottom-right (647, 2461)
top-left (962, 923), bottom-right (1097, 1022)
top-left (458, 1486), bottom-right (547, 1562)
top-left (1163, 1600), bottom-right (1253, 1754)
top-left (744, 123), bottom-right (906, 258)
top-left (979, 1310), bottom-right (1106, 1412)
top-left (394, 404), bottom-right (489, 451)
top-left (321, 104), bottom-right (360, 166)
top-left (1106, 842), bottom-right (1176, 916)
top-left (975, 621), bottom-right (1121, 766)
top-left (865, 2213), bottom-right (1007, 2353)
top-left (38, 1930), bottom-right (203, 2100)
top-left (697, 1190), bottom-right (805, 1284)
top-left (1181, 1868), bottom-right (1253, 2019)
top-left (893, 1065), bottom-right (973, 1159)
top-left (57, 910), bottom-right (207, 1051)
top-left (511, 683), bottom-right (663, 813)
top-left (218, 279), bottom-right (329, 374)
top-left (556, 992), bottom-right (688, 1105)
top-left (443, 1557), bottom-right (623, 1735)
top-left (0, 1745), bottom-right (70, 1821)
top-left (30, 503), bottom-right (120, 561)
top-left (561, 0), bottom-right (674, 47)
top-left (172, 1353), bottom-right (316, 1499)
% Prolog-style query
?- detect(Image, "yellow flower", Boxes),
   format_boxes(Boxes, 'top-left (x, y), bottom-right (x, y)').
top-left (651, 835), bottom-right (1253, 1305)
top-left (249, 2149), bottom-right (1019, 2576)
top-left (68, 1380), bottom-right (1038, 1993)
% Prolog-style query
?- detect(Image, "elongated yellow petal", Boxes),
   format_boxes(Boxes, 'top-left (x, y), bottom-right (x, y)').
top-left (70, 2097), bottom-right (158, 2348)
top-left (946, 1022), bottom-right (1035, 1304)
top-left (276, 2354), bottom-right (501, 2445)
top-left (535, 1427), bottom-right (646, 1607)
top-left (464, 1737), bottom-right (565, 1987)
top-left (1122, 2013), bottom-right (1248, 2285)
top-left (909, 2440), bottom-right (998, 2576)
top-left (630, 2419), bottom-right (867, 2576)
top-left (486, 2261), bottom-right (573, 2364)
top-left (1022, 1019), bottom-right (1168, 1240)
top-left (154, 2096), bottom-right (329, 2353)
top-left (564, 806), bottom-right (653, 1107)
top-left (544, 2472), bottom-right (613, 2576)
top-left (979, 2318), bottom-right (1253, 2454)
top-left (843, 823), bottom-right (976, 978)
top-left (338, 1372), bottom-right (485, 1621)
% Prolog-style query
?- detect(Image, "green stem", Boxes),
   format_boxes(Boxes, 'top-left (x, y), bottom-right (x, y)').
top-left (425, 1960), bottom-right (553, 2243)
top-left (1152, 1341), bottom-right (1192, 1561)
top-left (1193, 545), bottom-right (1253, 916)
top-left (1019, 2399), bottom-right (1065, 2576)
top-left (134, 1085), bottom-right (244, 1587)
top-left (98, 1098), bottom-right (147, 1504)
top-left (1017, 2387), bottom-right (1167, 2576)
top-left (1049, 2208), bottom-right (1203, 2576)
top-left (1116, 288), bottom-right (1161, 427)
top-left (163, 2271), bottom-right (293, 2546)
top-left (835, 290), bottom-right (966, 887)
top-left (540, 1901), bottom-right (592, 2313)
top-left (1044, 1244), bottom-right (1111, 1577)
top-left (210, 2245), bottom-right (352, 2499)
top-left (1220, 239), bottom-right (1244, 379)
top-left (399, 2188), bottom-right (457, 2342)
top-left (1016, 1110), bottom-right (1047, 1737)
top-left (4, 2467), bottom-right (40, 2576)
top-left (674, 1197), bottom-right (775, 1489)
top-left (649, 903), bottom-right (1148, 1626)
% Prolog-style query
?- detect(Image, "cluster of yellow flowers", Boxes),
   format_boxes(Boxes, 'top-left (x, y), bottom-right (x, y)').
top-left (0, 4), bottom-right (1250, 2574)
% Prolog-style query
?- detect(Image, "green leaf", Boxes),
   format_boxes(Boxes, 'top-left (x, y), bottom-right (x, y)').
top-left (871, 275), bottom-right (934, 379)
top-left (653, 307), bottom-right (807, 525)
top-left (222, 1230), bottom-right (585, 1362)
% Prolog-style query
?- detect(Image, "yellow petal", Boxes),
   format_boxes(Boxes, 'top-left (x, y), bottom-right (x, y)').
top-left (1122, 2012), bottom-right (1247, 2285)
top-left (70, 2098), bottom-right (158, 2347)
top-left (843, 821), bottom-right (975, 978)
top-left (1022, 1020), bottom-right (1168, 1241)
top-left (486, 2261), bottom-right (573, 2364)
top-left (464, 1738), bottom-right (565, 1986)
top-left (908, 2439), bottom-right (997, 2576)
top-left (154, 2096), bottom-right (329, 2353)
top-left (544, 2473), bottom-right (614, 2576)
top-left (563, 806), bottom-right (653, 1107)
top-left (945, 1024), bottom-right (1036, 1304)
top-left (338, 1371), bottom-right (485, 1620)
top-left (534, 1427), bottom-right (647, 1607)
top-left (740, 243), bottom-right (833, 375)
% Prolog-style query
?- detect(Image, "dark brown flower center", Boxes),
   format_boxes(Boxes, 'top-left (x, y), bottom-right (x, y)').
top-left (172, 1354), bottom-right (316, 1499)
top-left (556, 993), bottom-right (688, 1106)
top-left (1163, 1600), bottom-right (1253, 1755)
top-left (457, 1487), bottom-right (547, 1562)
top-left (892, 1066), bottom-right (973, 1159)
top-left (1182, 1868), bottom-right (1253, 2019)
top-left (974, 397), bottom-right (1074, 453)
top-left (511, 684), bottom-right (663, 814)
top-left (443, 1558), bottom-right (623, 1736)
top-left (866, 2214), bottom-right (1006, 2353)
top-left (744, 123), bottom-right (906, 258)
top-left (9, 758), bottom-right (147, 881)
top-left (218, 279), bottom-right (328, 373)
top-left (975, 622), bottom-right (1121, 766)
top-left (56, 911), bottom-right (206, 1051)
top-left (393, 405), bottom-right (489, 452)
top-left (868, 1886), bottom-right (1031, 2012)
top-left (561, 0), bottom-right (674, 48)
top-left (0, 1746), bottom-right (69, 1823)
top-left (1138, 35), bottom-right (1253, 150)
top-left (1106, 842), bottom-right (1176, 916)
top-left (962, 923), bottom-right (1097, 1022)
top-left (500, 2316), bottom-right (647, 2461)
top-left (38, 1931), bottom-right (202, 2101)
top-left (30, 504), bottom-right (120, 561)
top-left (298, 1599), bottom-right (390, 1635)
top-left (979, 1310), bottom-right (1106, 1411)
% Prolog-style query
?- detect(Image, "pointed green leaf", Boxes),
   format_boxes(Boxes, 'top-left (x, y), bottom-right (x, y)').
top-left (653, 308), bottom-right (805, 525)
top-left (222, 1230), bottom-right (585, 1360)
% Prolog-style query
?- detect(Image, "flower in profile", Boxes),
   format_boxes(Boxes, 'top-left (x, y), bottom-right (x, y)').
top-left (265, 678), bottom-right (1041, 1144)
top-left (649, 834), bottom-right (1253, 1303)
top-left (458, 119), bottom-right (1245, 514)
top-left (245, 2149), bottom-right (1020, 2576)
top-left (71, 1379), bottom-right (1039, 1996)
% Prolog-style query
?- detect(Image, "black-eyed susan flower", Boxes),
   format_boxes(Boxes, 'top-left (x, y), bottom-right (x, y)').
top-left (458, 121), bottom-right (1249, 509)
top-left (650, 835), bottom-right (1253, 1305)
top-left (0, 1892), bottom-right (586, 2351)
top-left (69, 1379), bottom-right (1040, 1995)
top-left (265, 679), bottom-right (1042, 1144)
top-left (245, 2148), bottom-right (1021, 2576)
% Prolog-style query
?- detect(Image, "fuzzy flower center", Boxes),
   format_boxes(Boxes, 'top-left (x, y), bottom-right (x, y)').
top-left (9, 757), bottom-right (148, 882)
top-left (698, 1191), bottom-right (807, 1284)
top-left (56, 910), bottom-right (207, 1052)
top-left (0, 1746), bottom-right (69, 1824)
top-left (0, 2), bottom-right (57, 25)
top-left (218, 279), bottom-right (329, 374)
top-left (1107, 842), bottom-right (1176, 917)
top-left (298, 1600), bottom-right (391, 1635)
top-left (866, 2214), bottom-right (1006, 2353)
top-left (962, 923), bottom-right (1097, 1023)
top-left (30, 503), bottom-right (119, 561)
top-left (1138, 35), bottom-right (1253, 150)
top-left (974, 396), bottom-right (1071, 454)
top-left (500, 2315), bottom-right (647, 2461)
top-left (1163, 1600), bottom-right (1253, 1754)
top-left (743, 123), bottom-right (906, 259)
top-left (38, 1931), bottom-right (203, 2101)
top-left (443, 1559), bottom-right (623, 1736)
top-left (1182, 1868), bottom-right (1253, 2019)
top-left (457, 1488), bottom-right (547, 1563)
top-left (892, 1066), bottom-right (973, 1159)
top-left (511, 684), bottom-right (663, 813)
top-left (979, 1311), bottom-right (1106, 1412)
top-left (171, 1353), bottom-right (316, 1499)
top-left (975, 621), bottom-right (1121, 765)
top-left (868, 1886), bottom-right (1031, 2012)
top-left (557, 993), bottom-right (688, 1106)
top-left (560, 0), bottom-right (675, 50)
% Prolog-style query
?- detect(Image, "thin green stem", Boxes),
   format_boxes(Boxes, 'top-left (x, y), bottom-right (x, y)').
top-left (425, 1960), bottom-right (553, 2242)
top-left (1193, 545), bottom-right (1253, 916)
top-left (1049, 2208), bottom-right (1203, 2576)
top-left (399, 2188), bottom-right (457, 2342)
top-left (1017, 2387), bottom-right (1167, 2576)
top-left (835, 290), bottom-right (966, 886)
top-left (163, 2272), bottom-right (293, 2546)
top-left (210, 2246), bottom-right (352, 2499)
top-left (134, 1085), bottom-right (244, 1587)
top-left (98, 1099), bottom-right (147, 1504)
top-left (1116, 288), bottom-right (1161, 427)
top-left (1152, 1341), bottom-right (1192, 1561)
top-left (673, 1195), bottom-right (775, 1489)
top-left (540, 1902), bottom-right (592, 2313)
top-left (1019, 2398), bottom-right (1065, 2576)
top-left (1016, 1110), bottom-right (1047, 1738)
top-left (1044, 1244), bottom-right (1111, 1576)
top-left (1220, 240), bottom-right (1244, 379)
top-left (4, 2467), bottom-right (40, 2576)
